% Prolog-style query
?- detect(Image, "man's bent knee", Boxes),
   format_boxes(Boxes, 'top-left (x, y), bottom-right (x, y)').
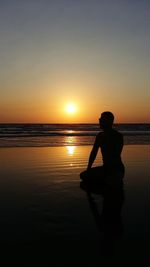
top-left (80, 170), bottom-right (88, 180)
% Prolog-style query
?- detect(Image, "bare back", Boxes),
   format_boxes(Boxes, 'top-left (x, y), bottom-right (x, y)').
top-left (96, 129), bottom-right (123, 168)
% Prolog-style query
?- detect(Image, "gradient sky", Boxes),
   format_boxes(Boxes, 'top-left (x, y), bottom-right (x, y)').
top-left (0, 0), bottom-right (150, 123)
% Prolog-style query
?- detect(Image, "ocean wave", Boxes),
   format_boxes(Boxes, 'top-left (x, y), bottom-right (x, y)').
top-left (0, 123), bottom-right (150, 147)
top-left (0, 130), bottom-right (150, 138)
top-left (0, 135), bottom-right (150, 147)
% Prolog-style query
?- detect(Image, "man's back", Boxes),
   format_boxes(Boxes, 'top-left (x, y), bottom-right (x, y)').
top-left (97, 129), bottom-right (123, 168)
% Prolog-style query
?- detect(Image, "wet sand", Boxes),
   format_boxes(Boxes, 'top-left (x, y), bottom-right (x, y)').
top-left (0, 145), bottom-right (150, 266)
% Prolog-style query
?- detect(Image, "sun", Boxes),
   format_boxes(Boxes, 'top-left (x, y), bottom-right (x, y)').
top-left (65, 103), bottom-right (76, 114)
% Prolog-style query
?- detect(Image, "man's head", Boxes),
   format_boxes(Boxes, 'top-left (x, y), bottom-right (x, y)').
top-left (99, 111), bottom-right (114, 129)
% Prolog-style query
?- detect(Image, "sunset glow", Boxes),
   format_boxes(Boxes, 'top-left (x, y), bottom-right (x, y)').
top-left (65, 103), bottom-right (77, 114)
top-left (0, 1), bottom-right (150, 123)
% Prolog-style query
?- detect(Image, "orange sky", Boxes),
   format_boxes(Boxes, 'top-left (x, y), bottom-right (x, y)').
top-left (0, 1), bottom-right (150, 123)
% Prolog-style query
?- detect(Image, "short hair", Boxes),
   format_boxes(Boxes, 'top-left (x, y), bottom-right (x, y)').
top-left (101, 111), bottom-right (114, 124)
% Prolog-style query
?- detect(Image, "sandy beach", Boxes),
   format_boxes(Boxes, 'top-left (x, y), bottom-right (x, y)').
top-left (0, 145), bottom-right (150, 266)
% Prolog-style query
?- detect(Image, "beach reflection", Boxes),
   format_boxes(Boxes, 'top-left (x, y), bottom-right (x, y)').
top-left (64, 135), bottom-right (77, 146)
top-left (66, 146), bottom-right (76, 167)
top-left (66, 146), bottom-right (76, 156)
top-left (0, 145), bottom-right (150, 266)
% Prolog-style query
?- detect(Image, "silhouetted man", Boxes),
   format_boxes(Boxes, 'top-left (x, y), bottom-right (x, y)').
top-left (80, 111), bottom-right (124, 187)
top-left (80, 111), bottom-right (125, 238)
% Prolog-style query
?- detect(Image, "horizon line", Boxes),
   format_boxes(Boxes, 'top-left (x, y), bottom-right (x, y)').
top-left (0, 122), bottom-right (150, 124)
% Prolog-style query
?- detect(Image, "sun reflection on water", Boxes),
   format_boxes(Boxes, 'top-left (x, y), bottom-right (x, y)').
top-left (66, 146), bottom-right (76, 156)
top-left (67, 130), bottom-right (74, 134)
top-left (63, 135), bottom-right (77, 147)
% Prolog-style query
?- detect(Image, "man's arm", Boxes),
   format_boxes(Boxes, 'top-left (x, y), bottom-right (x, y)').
top-left (87, 135), bottom-right (99, 170)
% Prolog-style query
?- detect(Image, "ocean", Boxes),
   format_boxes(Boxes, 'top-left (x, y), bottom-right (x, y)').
top-left (0, 123), bottom-right (150, 147)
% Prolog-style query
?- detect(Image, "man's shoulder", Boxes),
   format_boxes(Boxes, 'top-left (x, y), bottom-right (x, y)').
top-left (96, 129), bottom-right (123, 140)
top-left (112, 128), bottom-right (122, 135)
top-left (112, 129), bottom-right (123, 141)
